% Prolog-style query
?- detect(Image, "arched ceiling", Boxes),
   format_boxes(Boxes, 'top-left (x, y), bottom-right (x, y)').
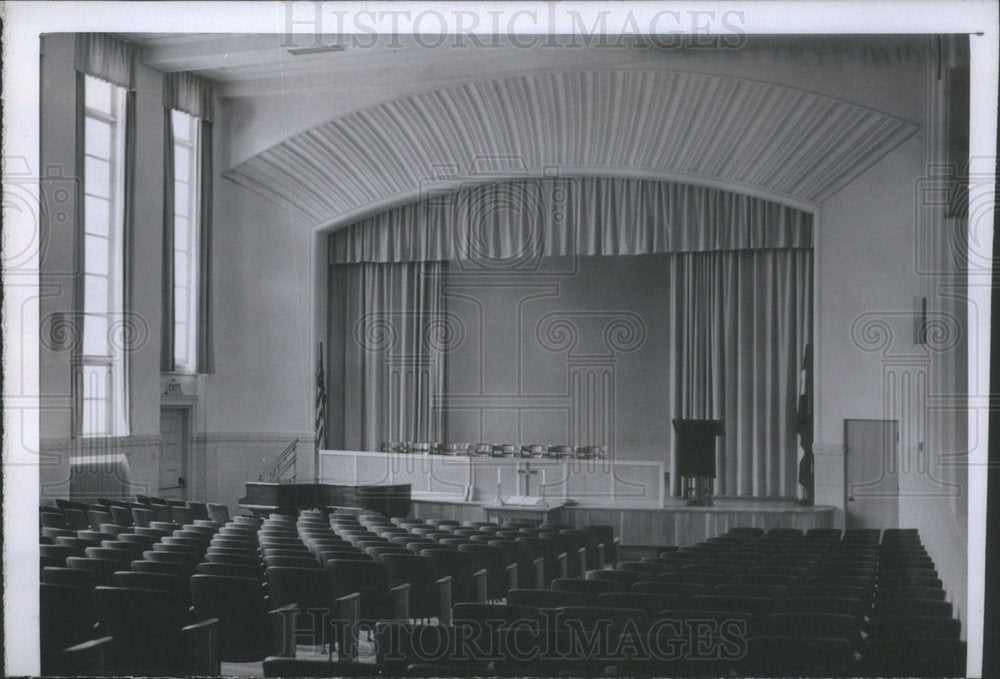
top-left (224, 68), bottom-right (919, 229)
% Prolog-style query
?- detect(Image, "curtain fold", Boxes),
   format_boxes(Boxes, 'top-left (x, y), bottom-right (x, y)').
top-left (74, 33), bottom-right (135, 88)
top-left (160, 109), bottom-right (175, 372)
top-left (668, 249), bottom-right (813, 498)
top-left (162, 72), bottom-right (215, 121)
top-left (331, 262), bottom-right (445, 451)
top-left (330, 178), bottom-right (812, 264)
top-left (196, 120), bottom-right (215, 373)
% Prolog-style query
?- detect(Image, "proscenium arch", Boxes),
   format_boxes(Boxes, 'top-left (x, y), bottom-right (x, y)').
top-left (226, 67), bottom-right (919, 231)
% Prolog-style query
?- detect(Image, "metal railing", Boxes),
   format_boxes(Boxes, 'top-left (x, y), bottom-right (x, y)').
top-left (260, 438), bottom-right (298, 481)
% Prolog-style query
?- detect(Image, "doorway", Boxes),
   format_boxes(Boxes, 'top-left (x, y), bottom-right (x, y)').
top-left (159, 407), bottom-right (190, 500)
top-left (844, 418), bottom-right (899, 529)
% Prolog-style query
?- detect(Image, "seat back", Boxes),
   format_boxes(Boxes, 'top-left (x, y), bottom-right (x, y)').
top-left (93, 586), bottom-right (188, 674)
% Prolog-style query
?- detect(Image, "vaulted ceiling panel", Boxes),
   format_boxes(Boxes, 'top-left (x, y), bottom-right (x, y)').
top-left (224, 68), bottom-right (919, 228)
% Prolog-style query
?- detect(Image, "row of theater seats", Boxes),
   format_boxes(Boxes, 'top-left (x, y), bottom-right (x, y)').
top-left (39, 500), bottom-right (618, 675)
top-left (358, 526), bottom-right (965, 677)
top-left (41, 502), bottom-right (965, 677)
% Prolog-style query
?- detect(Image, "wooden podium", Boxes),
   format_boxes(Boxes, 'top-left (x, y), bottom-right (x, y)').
top-left (673, 419), bottom-right (725, 507)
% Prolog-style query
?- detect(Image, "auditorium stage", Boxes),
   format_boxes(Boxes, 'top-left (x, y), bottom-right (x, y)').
top-left (318, 449), bottom-right (835, 547)
top-left (409, 494), bottom-right (835, 547)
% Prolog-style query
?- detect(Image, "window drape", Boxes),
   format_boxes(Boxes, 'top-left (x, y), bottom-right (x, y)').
top-left (330, 178), bottom-right (811, 264)
top-left (329, 261), bottom-right (445, 451)
top-left (160, 110), bottom-right (175, 372)
top-left (74, 33), bottom-right (135, 88)
top-left (162, 72), bottom-right (215, 121)
top-left (668, 249), bottom-right (813, 498)
top-left (197, 120), bottom-right (215, 373)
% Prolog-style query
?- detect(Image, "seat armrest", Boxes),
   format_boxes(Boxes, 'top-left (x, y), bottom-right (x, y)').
top-left (533, 557), bottom-right (545, 589)
top-left (334, 593), bottom-right (361, 661)
top-left (63, 636), bottom-right (114, 676)
top-left (267, 603), bottom-right (300, 657)
top-left (181, 617), bottom-right (220, 676)
top-left (473, 568), bottom-right (488, 603)
top-left (577, 547), bottom-right (588, 576)
top-left (557, 552), bottom-right (569, 579)
top-left (506, 562), bottom-right (518, 592)
top-left (391, 583), bottom-right (410, 622)
top-left (597, 543), bottom-right (607, 569)
top-left (436, 576), bottom-right (453, 625)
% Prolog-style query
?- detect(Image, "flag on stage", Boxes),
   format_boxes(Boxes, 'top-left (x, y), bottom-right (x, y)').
top-left (315, 343), bottom-right (327, 452)
top-left (795, 342), bottom-right (814, 502)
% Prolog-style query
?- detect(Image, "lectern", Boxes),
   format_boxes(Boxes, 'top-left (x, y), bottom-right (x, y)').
top-left (673, 419), bottom-right (725, 506)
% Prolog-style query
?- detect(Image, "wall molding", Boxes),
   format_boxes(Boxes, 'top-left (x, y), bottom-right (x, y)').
top-left (40, 435), bottom-right (161, 453)
top-left (196, 431), bottom-right (314, 444)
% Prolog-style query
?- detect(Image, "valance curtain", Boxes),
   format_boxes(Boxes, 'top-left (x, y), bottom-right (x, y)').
top-left (327, 177), bottom-right (812, 498)
top-left (330, 177), bottom-right (811, 264)
top-left (329, 262), bottom-right (445, 451)
top-left (74, 33), bottom-right (135, 88)
top-left (162, 72), bottom-right (216, 121)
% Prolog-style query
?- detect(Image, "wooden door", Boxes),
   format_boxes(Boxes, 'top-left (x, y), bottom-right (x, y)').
top-left (844, 419), bottom-right (899, 529)
top-left (159, 408), bottom-right (189, 500)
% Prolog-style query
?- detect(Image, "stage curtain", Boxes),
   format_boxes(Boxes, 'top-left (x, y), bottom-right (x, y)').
top-left (329, 177), bottom-right (811, 264)
top-left (329, 261), bottom-right (445, 451)
top-left (668, 248), bottom-right (813, 498)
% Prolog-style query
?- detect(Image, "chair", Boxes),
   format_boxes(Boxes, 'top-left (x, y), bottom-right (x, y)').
top-left (144, 549), bottom-right (201, 569)
top-left (265, 566), bottom-right (337, 646)
top-left (764, 612), bottom-right (862, 644)
top-left (733, 573), bottom-right (800, 587)
top-left (780, 596), bottom-right (867, 618)
top-left (112, 571), bottom-right (190, 614)
top-left (326, 559), bottom-right (392, 625)
top-left (715, 583), bottom-right (788, 600)
top-left (739, 636), bottom-right (855, 676)
top-left (263, 555), bottom-right (322, 569)
top-left (586, 569), bottom-right (649, 589)
top-left (688, 594), bottom-right (773, 616)
top-left (631, 581), bottom-right (706, 599)
top-left (874, 585), bottom-right (946, 601)
top-left (551, 577), bottom-right (622, 597)
top-left (583, 524), bottom-right (617, 567)
top-left (597, 592), bottom-right (678, 614)
top-left (94, 586), bottom-right (219, 675)
top-left (419, 548), bottom-right (475, 603)
top-left (207, 503), bottom-right (231, 524)
top-left (40, 544), bottom-right (82, 566)
top-left (206, 552), bottom-right (260, 567)
top-left (130, 559), bottom-right (193, 579)
top-left (379, 554), bottom-right (441, 620)
top-left (190, 575), bottom-right (295, 662)
top-left (196, 562), bottom-right (262, 580)
top-left (40, 583), bottom-right (110, 676)
top-left (42, 566), bottom-right (106, 591)
top-left (262, 657), bottom-right (379, 677)
top-left (619, 560), bottom-right (676, 576)
top-left (505, 588), bottom-right (591, 608)
top-left (860, 639), bottom-right (966, 677)
top-left (871, 598), bottom-right (952, 617)
top-left (659, 572), bottom-right (726, 589)
top-left (865, 614), bottom-right (961, 640)
top-left (457, 544), bottom-right (510, 601)
top-left (62, 507), bottom-right (92, 531)
top-left (65, 557), bottom-right (119, 585)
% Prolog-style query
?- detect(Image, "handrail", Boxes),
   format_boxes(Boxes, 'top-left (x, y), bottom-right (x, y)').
top-left (260, 438), bottom-right (298, 481)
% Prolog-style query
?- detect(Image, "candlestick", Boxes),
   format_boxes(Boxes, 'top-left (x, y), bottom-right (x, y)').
top-left (497, 467), bottom-right (501, 485)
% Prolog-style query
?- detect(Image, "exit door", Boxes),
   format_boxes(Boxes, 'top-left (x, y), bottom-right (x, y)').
top-left (159, 408), bottom-right (189, 500)
top-left (844, 419), bottom-right (899, 529)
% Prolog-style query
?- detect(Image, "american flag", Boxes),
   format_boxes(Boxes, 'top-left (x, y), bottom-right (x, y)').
top-left (315, 343), bottom-right (327, 451)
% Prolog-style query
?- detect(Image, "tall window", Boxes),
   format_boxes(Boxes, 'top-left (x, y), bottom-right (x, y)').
top-left (80, 74), bottom-right (128, 436)
top-left (170, 109), bottom-right (201, 372)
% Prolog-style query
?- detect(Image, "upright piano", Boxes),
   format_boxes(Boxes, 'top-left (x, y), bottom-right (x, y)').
top-left (239, 481), bottom-right (412, 517)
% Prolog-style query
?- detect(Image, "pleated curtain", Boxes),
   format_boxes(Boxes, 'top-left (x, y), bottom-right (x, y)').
top-left (330, 261), bottom-right (445, 451)
top-left (668, 249), bottom-right (813, 498)
top-left (328, 177), bottom-right (812, 498)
